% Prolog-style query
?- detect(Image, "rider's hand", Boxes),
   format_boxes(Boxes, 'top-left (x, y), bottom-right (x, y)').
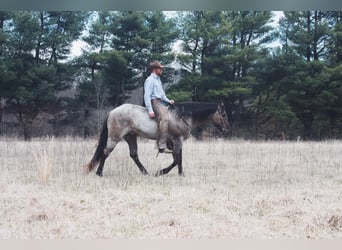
top-left (149, 111), bottom-right (155, 118)
top-left (169, 100), bottom-right (174, 105)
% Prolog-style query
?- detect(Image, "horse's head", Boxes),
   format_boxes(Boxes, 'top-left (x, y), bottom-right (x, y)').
top-left (212, 101), bottom-right (231, 137)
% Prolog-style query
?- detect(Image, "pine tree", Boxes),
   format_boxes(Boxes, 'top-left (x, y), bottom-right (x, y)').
top-left (1, 11), bottom-right (87, 139)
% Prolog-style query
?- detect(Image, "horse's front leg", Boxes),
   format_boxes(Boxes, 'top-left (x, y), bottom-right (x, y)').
top-left (177, 149), bottom-right (184, 176)
top-left (155, 138), bottom-right (183, 176)
top-left (175, 138), bottom-right (184, 176)
top-left (154, 151), bottom-right (179, 176)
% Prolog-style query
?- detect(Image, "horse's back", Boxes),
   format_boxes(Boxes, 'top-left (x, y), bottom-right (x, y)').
top-left (108, 103), bottom-right (158, 139)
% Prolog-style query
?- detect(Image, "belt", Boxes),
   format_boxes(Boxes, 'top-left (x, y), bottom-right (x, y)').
top-left (151, 98), bottom-right (162, 103)
top-left (152, 98), bottom-right (170, 107)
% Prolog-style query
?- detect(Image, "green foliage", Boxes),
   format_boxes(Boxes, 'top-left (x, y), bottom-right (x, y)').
top-left (281, 11), bottom-right (333, 61)
top-left (207, 77), bottom-right (255, 99)
top-left (82, 11), bottom-right (111, 52)
top-left (0, 11), bottom-right (88, 139)
top-left (168, 90), bottom-right (193, 102)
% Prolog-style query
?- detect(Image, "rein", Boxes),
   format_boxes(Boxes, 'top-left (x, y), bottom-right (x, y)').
top-left (169, 103), bottom-right (192, 129)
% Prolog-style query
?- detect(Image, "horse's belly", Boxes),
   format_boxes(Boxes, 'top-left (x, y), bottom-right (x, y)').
top-left (133, 118), bottom-right (158, 139)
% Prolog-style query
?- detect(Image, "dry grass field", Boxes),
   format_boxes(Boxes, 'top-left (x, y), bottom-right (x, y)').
top-left (0, 137), bottom-right (342, 239)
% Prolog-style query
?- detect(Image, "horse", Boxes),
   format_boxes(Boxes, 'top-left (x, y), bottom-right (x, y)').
top-left (84, 101), bottom-right (230, 177)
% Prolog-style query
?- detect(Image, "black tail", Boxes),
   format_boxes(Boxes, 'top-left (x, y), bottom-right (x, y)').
top-left (91, 115), bottom-right (108, 164)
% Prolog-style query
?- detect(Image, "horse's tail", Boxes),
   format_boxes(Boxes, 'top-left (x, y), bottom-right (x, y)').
top-left (84, 115), bottom-right (109, 174)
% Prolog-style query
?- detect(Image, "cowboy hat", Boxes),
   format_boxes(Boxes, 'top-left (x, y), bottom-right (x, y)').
top-left (148, 61), bottom-right (165, 70)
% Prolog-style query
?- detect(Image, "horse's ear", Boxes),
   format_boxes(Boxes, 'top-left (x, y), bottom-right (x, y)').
top-left (218, 100), bottom-right (225, 112)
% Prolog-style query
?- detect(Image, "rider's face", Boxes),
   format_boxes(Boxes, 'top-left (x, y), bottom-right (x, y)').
top-left (154, 67), bottom-right (163, 76)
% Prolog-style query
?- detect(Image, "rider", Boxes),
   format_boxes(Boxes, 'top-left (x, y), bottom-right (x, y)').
top-left (144, 61), bottom-right (174, 154)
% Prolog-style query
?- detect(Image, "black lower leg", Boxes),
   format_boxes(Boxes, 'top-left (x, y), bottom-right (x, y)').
top-left (96, 156), bottom-right (107, 176)
top-left (178, 149), bottom-right (183, 176)
top-left (155, 150), bottom-right (180, 176)
top-left (131, 155), bottom-right (148, 175)
top-left (155, 161), bottom-right (177, 176)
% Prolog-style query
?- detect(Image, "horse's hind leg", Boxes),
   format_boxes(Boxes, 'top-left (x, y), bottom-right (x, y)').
top-left (96, 138), bottom-right (118, 177)
top-left (96, 155), bottom-right (107, 176)
top-left (124, 133), bottom-right (148, 175)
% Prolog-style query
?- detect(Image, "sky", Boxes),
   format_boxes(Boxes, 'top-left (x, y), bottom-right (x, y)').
top-left (70, 11), bottom-right (284, 58)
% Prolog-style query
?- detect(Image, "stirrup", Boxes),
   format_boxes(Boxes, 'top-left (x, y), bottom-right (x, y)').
top-left (156, 147), bottom-right (173, 157)
top-left (159, 148), bottom-right (173, 154)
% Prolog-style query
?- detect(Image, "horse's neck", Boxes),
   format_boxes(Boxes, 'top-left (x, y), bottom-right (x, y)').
top-left (188, 106), bottom-right (216, 128)
top-left (190, 115), bottom-right (212, 128)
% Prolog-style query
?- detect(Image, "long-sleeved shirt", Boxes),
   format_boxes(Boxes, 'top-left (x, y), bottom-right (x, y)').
top-left (144, 73), bottom-right (170, 113)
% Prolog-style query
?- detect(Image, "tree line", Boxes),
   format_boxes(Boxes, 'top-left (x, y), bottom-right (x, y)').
top-left (0, 11), bottom-right (341, 140)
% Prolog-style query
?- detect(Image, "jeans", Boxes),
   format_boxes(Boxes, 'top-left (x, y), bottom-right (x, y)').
top-left (151, 99), bottom-right (169, 149)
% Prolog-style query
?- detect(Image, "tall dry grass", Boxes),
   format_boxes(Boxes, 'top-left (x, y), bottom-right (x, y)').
top-left (0, 137), bottom-right (342, 239)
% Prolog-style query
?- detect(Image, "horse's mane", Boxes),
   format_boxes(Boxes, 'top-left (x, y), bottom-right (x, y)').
top-left (172, 102), bottom-right (217, 119)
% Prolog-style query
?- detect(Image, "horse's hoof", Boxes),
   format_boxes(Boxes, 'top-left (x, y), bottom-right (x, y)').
top-left (154, 171), bottom-right (162, 177)
top-left (96, 172), bottom-right (103, 177)
top-left (142, 171), bottom-right (149, 176)
top-left (178, 173), bottom-right (185, 177)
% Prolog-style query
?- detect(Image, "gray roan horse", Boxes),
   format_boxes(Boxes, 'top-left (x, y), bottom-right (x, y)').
top-left (84, 101), bottom-right (230, 177)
